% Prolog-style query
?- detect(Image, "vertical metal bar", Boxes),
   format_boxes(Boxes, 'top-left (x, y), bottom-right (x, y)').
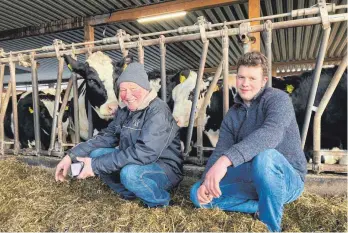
top-left (301, 26), bottom-right (331, 149)
top-left (184, 40), bottom-right (210, 156)
top-left (0, 76), bottom-right (10, 156)
top-left (30, 53), bottom-right (41, 155)
top-left (0, 64), bottom-right (4, 107)
top-left (87, 101), bottom-right (93, 139)
top-left (265, 20), bottom-right (273, 87)
top-left (58, 79), bottom-right (73, 152)
top-left (48, 57), bottom-right (64, 154)
top-left (159, 35), bottom-right (167, 103)
top-left (313, 53), bottom-right (347, 172)
top-left (138, 38), bottom-right (144, 64)
top-left (9, 57), bottom-right (19, 154)
top-left (222, 28), bottom-right (229, 116)
top-left (72, 73), bottom-right (80, 143)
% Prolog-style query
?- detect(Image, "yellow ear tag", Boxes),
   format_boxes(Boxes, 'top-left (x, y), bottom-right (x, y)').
top-left (29, 107), bottom-right (34, 114)
top-left (180, 75), bottom-right (186, 83)
top-left (67, 64), bottom-right (72, 71)
top-left (65, 106), bottom-right (69, 111)
top-left (123, 64), bottom-right (128, 71)
top-left (286, 84), bottom-right (294, 94)
top-left (213, 85), bottom-right (220, 92)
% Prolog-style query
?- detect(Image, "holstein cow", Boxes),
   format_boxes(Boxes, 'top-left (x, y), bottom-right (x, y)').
top-left (289, 67), bottom-right (347, 164)
top-left (171, 70), bottom-right (235, 155)
top-left (4, 89), bottom-right (70, 150)
top-left (63, 52), bottom-right (132, 140)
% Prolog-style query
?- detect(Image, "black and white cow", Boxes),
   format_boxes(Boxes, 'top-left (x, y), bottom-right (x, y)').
top-left (63, 52), bottom-right (132, 140)
top-left (4, 89), bottom-right (70, 150)
top-left (171, 70), bottom-right (236, 154)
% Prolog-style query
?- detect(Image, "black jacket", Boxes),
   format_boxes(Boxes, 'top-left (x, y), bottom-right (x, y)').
top-left (68, 90), bottom-right (183, 187)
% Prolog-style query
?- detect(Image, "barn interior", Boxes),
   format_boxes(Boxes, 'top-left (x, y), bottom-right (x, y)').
top-left (0, 0), bottom-right (347, 231)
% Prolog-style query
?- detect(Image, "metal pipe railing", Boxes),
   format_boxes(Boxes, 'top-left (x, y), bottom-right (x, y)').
top-left (184, 40), bottom-right (210, 156)
top-left (72, 73), bottom-right (80, 144)
top-left (30, 53), bottom-right (41, 155)
top-left (0, 83), bottom-right (11, 156)
top-left (9, 58), bottom-right (19, 155)
top-left (301, 26), bottom-right (331, 149)
top-left (312, 53), bottom-right (348, 172)
top-left (159, 35), bottom-right (167, 103)
top-left (48, 58), bottom-right (64, 155)
top-left (265, 20), bottom-right (273, 87)
top-left (0, 12), bottom-right (347, 63)
top-left (222, 27), bottom-right (229, 116)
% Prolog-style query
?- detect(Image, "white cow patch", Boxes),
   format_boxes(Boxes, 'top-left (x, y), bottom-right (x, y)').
top-left (204, 129), bottom-right (220, 147)
top-left (150, 79), bottom-right (161, 93)
top-left (87, 51), bottom-right (118, 119)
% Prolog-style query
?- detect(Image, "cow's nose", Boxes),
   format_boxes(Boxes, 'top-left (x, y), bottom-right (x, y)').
top-left (107, 102), bottom-right (118, 114)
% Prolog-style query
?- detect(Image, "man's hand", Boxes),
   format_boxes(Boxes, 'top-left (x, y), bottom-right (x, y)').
top-left (55, 155), bottom-right (72, 182)
top-left (203, 155), bottom-right (232, 198)
top-left (197, 184), bottom-right (213, 205)
top-left (76, 157), bottom-right (95, 179)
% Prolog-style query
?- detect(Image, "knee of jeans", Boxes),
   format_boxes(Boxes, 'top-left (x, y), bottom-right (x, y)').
top-left (252, 149), bottom-right (280, 178)
top-left (190, 181), bottom-right (203, 208)
top-left (120, 164), bottom-right (141, 187)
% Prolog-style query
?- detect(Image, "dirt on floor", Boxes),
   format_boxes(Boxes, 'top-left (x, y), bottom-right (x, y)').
top-left (0, 158), bottom-right (346, 232)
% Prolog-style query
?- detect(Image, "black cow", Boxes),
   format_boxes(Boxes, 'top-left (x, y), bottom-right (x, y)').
top-left (290, 67), bottom-right (347, 161)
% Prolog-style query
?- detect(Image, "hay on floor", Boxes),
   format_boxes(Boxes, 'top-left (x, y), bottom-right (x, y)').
top-left (0, 158), bottom-right (346, 232)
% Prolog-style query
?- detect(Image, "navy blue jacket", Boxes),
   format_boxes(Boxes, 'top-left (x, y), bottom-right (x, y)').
top-left (203, 87), bottom-right (307, 181)
top-left (68, 90), bottom-right (183, 187)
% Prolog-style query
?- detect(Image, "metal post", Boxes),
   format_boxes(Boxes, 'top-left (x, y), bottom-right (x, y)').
top-left (222, 26), bottom-right (230, 116)
top-left (72, 73), bottom-right (80, 143)
top-left (9, 56), bottom-right (19, 154)
top-left (48, 58), bottom-right (64, 154)
top-left (30, 53), bottom-right (41, 155)
top-left (184, 40), bottom-right (210, 156)
top-left (58, 79), bottom-right (73, 153)
top-left (0, 63), bottom-right (4, 107)
top-left (159, 35), bottom-right (167, 103)
top-left (0, 66), bottom-right (9, 156)
top-left (301, 26), bottom-right (331, 149)
top-left (312, 53), bottom-right (347, 172)
top-left (265, 20), bottom-right (273, 87)
top-left (138, 37), bottom-right (144, 64)
top-left (87, 101), bottom-right (93, 139)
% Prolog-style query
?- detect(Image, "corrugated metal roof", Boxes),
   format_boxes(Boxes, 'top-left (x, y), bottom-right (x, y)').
top-left (0, 0), bottom-right (347, 84)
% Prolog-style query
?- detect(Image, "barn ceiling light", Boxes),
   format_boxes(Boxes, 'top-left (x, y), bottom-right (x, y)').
top-left (137, 11), bottom-right (187, 23)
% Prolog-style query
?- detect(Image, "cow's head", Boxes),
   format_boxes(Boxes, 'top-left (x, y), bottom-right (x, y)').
top-left (172, 70), bottom-right (214, 127)
top-left (63, 52), bottom-right (133, 120)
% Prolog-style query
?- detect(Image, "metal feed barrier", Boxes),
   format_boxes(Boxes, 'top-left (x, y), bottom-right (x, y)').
top-left (0, 0), bottom-right (347, 173)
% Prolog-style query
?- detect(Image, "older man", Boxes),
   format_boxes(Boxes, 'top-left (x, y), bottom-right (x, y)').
top-left (190, 51), bottom-right (307, 231)
top-left (55, 62), bottom-right (183, 207)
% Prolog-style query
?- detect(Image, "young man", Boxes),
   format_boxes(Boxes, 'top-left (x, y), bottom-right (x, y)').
top-left (55, 62), bottom-right (183, 207)
top-left (190, 51), bottom-right (307, 231)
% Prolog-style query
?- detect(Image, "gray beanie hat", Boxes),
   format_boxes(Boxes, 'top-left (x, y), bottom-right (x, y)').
top-left (117, 62), bottom-right (150, 90)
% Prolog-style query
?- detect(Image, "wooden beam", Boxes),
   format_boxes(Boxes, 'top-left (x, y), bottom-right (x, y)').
top-left (203, 57), bottom-right (344, 73)
top-left (249, 0), bottom-right (261, 51)
top-left (89, 0), bottom-right (244, 25)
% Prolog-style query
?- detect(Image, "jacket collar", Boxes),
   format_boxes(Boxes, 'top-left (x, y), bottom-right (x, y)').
top-left (118, 89), bottom-right (158, 111)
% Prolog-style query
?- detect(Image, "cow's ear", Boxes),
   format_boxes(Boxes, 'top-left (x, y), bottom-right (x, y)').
top-left (63, 54), bottom-right (86, 76)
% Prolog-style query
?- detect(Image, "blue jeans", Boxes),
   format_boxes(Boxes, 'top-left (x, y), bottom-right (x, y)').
top-left (90, 148), bottom-right (172, 207)
top-left (190, 149), bottom-right (304, 232)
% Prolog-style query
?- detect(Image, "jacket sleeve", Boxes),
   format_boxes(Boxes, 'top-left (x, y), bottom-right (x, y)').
top-left (201, 111), bottom-right (235, 179)
top-left (223, 91), bottom-right (294, 167)
top-left (91, 108), bottom-right (176, 175)
top-left (67, 114), bottom-right (120, 162)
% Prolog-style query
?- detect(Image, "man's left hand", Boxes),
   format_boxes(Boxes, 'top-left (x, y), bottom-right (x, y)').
top-left (76, 157), bottom-right (95, 179)
top-left (203, 155), bottom-right (232, 198)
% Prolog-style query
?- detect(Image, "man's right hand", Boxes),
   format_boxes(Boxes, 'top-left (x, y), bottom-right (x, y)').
top-left (55, 155), bottom-right (72, 182)
top-left (197, 183), bottom-right (213, 205)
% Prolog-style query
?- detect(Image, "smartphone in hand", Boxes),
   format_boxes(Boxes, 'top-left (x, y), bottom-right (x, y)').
top-left (69, 162), bottom-right (84, 178)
